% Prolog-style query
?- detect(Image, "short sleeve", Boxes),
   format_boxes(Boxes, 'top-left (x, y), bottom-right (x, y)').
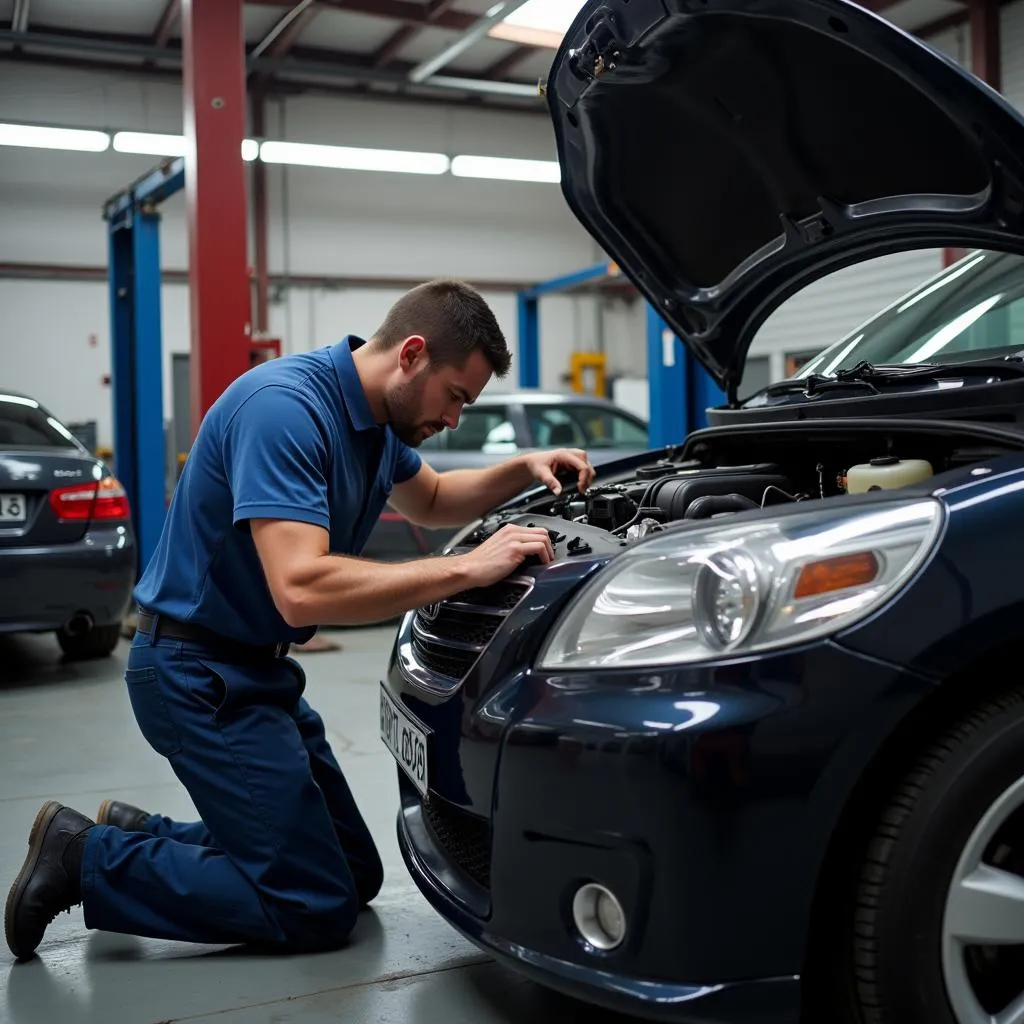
top-left (393, 440), bottom-right (422, 484)
top-left (223, 385), bottom-right (331, 531)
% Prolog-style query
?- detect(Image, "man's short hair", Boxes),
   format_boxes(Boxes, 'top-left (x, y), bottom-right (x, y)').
top-left (372, 278), bottom-right (512, 377)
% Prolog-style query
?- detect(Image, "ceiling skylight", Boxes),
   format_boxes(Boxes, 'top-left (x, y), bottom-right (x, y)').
top-left (489, 0), bottom-right (586, 48)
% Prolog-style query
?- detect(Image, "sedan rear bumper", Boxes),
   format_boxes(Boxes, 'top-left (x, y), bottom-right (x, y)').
top-left (0, 525), bottom-right (135, 633)
top-left (396, 796), bottom-right (799, 1023)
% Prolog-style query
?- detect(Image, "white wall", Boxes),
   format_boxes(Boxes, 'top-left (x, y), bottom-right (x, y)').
top-left (1002, 0), bottom-right (1024, 111)
top-left (0, 64), bottom-right (629, 449)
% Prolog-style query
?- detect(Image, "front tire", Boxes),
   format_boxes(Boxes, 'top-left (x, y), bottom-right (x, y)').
top-left (56, 623), bottom-right (121, 660)
top-left (835, 690), bottom-right (1024, 1024)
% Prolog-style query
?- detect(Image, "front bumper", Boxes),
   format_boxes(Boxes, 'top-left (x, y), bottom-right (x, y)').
top-left (385, 605), bottom-right (937, 1021)
top-left (0, 525), bottom-right (136, 632)
top-left (397, 793), bottom-right (800, 1023)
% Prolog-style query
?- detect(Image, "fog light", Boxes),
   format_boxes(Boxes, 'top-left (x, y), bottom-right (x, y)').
top-left (572, 883), bottom-right (626, 950)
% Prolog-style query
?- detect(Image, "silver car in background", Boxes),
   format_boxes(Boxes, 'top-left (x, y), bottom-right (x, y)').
top-left (364, 390), bottom-right (649, 559)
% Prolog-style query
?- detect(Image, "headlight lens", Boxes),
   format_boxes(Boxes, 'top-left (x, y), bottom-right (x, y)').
top-left (537, 498), bottom-right (942, 669)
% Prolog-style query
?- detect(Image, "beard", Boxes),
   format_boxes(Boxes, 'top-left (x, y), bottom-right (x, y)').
top-left (384, 368), bottom-right (445, 447)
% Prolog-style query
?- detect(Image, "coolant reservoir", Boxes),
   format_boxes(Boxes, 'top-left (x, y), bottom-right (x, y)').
top-left (846, 457), bottom-right (933, 494)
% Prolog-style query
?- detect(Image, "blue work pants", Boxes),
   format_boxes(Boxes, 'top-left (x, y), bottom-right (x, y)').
top-left (79, 622), bottom-right (383, 951)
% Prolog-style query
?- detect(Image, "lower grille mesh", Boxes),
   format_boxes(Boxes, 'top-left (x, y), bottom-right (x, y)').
top-left (422, 797), bottom-right (491, 890)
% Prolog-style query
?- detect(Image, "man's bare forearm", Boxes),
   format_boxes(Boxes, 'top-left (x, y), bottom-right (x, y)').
top-left (421, 456), bottom-right (536, 526)
top-left (282, 551), bottom-right (473, 627)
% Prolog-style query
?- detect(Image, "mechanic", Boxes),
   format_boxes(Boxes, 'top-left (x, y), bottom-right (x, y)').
top-left (5, 278), bottom-right (594, 960)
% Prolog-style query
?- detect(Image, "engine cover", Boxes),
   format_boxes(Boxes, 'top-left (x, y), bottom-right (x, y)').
top-left (649, 466), bottom-right (794, 520)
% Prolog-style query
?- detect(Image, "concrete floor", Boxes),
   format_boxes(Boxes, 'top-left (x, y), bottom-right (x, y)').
top-left (0, 627), bottom-right (635, 1024)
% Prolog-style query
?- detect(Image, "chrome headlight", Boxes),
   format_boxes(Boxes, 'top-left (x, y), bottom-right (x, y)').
top-left (537, 498), bottom-right (943, 670)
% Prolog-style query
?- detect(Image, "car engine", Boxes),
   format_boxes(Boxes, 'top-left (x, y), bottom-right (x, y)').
top-left (448, 421), bottom-right (1024, 562)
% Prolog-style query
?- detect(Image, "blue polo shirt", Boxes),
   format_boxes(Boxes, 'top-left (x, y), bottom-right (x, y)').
top-left (134, 336), bottom-right (423, 646)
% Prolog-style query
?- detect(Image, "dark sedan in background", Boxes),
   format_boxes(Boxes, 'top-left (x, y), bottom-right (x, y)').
top-left (0, 391), bottom-right (136, 659)
top-left (364, 390), bottom-right (649, 559)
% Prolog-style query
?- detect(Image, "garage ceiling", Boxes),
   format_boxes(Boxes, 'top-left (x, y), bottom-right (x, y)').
top-left (0, 0), bottom-right (982, 115)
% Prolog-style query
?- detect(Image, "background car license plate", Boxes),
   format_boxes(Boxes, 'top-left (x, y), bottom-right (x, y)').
top-left (0, 494), bottom-right (26, 522)
top-left (380, 683), bottom-right (429, 796)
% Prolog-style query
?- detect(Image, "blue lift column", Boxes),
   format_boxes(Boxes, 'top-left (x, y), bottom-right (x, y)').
top-left (516, 261), bottom-right (618, 389)
top-left (104, 157), bottom-right (184, 577)
top-left (646, 307), bottom-right (726, 446)
top-left (646, 305), bottom-right (688, 448)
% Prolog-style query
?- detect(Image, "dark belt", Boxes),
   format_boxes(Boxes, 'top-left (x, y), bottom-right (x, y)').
top-left (136, 608), bottom-right (291, 661)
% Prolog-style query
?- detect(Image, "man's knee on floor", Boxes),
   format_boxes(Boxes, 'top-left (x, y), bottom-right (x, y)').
top-left (358, 850), bottom-right (385, 908)
top-left (271, 892), bottom-right (360, 952)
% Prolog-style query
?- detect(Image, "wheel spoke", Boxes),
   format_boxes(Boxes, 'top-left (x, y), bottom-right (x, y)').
top-left (997, 990), bottom-right (1024, 1024)
top-left (947, 864), bottom-right (1024, 946)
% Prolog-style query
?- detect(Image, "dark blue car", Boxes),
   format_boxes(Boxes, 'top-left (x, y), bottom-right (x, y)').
top-left (379, 2), bottom-right (1024, 1022)
top-left (0, 391), bottom-right (136, 659)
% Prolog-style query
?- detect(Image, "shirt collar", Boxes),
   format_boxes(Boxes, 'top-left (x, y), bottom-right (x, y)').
top-left (331, 335), bottom-right (378, 433)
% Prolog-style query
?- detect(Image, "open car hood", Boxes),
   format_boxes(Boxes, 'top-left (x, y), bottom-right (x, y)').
top-left (546, 0), bottom-right (1024, 401)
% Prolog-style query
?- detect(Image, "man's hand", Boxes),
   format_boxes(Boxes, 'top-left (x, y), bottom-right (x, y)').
top-left (457, 524), bottom-right (554, 588)
top-left (523, 448), bottom-right (595, 496)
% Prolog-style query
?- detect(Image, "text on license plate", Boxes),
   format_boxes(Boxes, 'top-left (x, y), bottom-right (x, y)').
top-left (0, 494), bottom-right (26, 522)
top-left (380, 683), bottom-right (429, 797)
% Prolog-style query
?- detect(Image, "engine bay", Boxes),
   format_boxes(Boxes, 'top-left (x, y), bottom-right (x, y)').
top-left (452, 420), bottom-right (1024, 561)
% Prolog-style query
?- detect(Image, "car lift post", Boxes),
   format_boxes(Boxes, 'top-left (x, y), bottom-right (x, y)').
top-left (104, 159), bottom-right (184, 577)
top-left (645, 306), bottom-right (725, 447)
top-left (517, 262), bottom-right (725, 448)
top-left (516, 261), bottom-right (620, 389)
top-left (103, 0), bottom-right (250, 579)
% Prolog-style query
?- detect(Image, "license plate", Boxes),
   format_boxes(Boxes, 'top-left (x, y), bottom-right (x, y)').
top-left (0, 494), bottom-right (26, 522)
top-left (380, 683), bottom-right (430, 797)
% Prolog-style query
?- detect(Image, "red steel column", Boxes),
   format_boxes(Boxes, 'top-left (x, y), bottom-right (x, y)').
top-left (181, 0), bottom-right (252, 439)
top-left (250, 88), bottom-right (270, 335)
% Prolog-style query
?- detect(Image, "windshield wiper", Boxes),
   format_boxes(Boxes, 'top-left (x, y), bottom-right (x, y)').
top-left (762, 373), bottom-right (880, 397)
top-left (836, 358), bottom-right (1024, 382)
top-left (765, 357), bottom-right (1024, 398)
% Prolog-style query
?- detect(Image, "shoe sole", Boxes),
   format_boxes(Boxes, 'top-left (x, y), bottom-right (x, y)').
top-left (4, 800), bottom-right (62, 961)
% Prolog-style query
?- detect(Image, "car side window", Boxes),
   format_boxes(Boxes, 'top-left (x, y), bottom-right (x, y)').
top-left (527, 408), bottom-right (587, 448)
top-left (582, 408), bottom-right (649, 448)
top-left (526, 405), bottom-right (648, 449)
top-left (445, 406), bottom-right (515, 451)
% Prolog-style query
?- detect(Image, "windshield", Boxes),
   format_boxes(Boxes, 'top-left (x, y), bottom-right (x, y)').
top-left (793, 250), bottom-right (1024, 379)
top-left (0, 394), bottom-right (80, 449)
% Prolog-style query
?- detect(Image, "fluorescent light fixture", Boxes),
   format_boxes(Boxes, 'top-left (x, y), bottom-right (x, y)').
top-left (113, 131), bottom-right (185, 157)
top-left (259, 140), bottom-right (449, 175)
top-left (451, 154), bottom-right (560, 183)
top-left (114, 132), bottom-right (261, 162)
top-left (489, 0), bottom-right (585, 47)
top-left (0, 122), bottom-right (109, 152)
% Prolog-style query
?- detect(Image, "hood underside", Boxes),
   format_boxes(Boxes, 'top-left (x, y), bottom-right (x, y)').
top-left (546, 0), bottom-right (1024, 398)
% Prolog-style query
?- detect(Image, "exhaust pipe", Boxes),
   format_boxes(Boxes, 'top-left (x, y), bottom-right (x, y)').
top-left (64, 612), bottom-right (94, 636)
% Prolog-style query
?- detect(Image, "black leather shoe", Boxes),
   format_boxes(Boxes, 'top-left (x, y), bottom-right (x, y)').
top-left (96, 799), bottom-right (152, 833)
top-left (5, 801), bottom-right (94, 961)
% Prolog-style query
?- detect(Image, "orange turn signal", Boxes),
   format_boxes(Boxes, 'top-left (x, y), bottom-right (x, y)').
top-left (793, 551), bottom-right (880, 599)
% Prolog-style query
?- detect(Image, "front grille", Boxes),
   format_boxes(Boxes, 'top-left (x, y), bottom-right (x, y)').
top-left (422, 796), bottom-right (491, 889)
top-left (411, 578), bottom-right (530, 681)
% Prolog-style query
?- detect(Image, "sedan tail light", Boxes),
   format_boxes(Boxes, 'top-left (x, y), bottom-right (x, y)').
top-left (49, 477), bottom-right (131, 521)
